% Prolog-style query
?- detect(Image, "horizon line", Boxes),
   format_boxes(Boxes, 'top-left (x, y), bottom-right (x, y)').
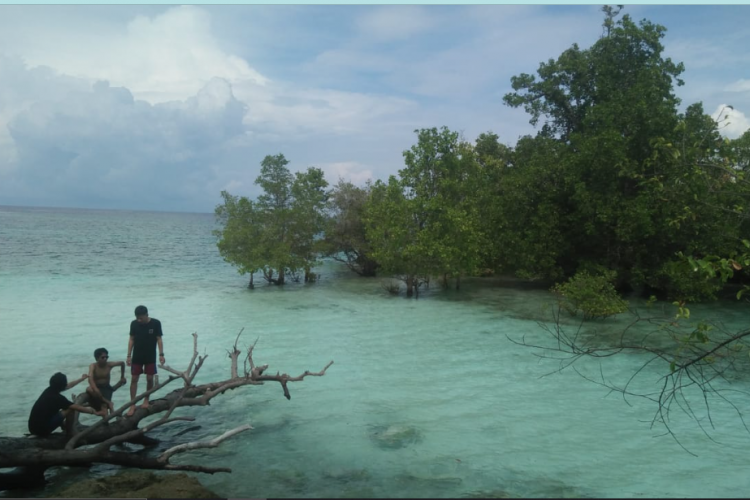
top-left (0, 203), bottom-right (214, 216)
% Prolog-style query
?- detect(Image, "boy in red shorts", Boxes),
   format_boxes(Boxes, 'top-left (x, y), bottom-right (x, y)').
top-left (125, 305), bottom-right (165, 417)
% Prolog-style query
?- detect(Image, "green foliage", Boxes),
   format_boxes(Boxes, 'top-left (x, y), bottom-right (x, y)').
top-left (495, 7), bottom-right (750, 300)
top-left (551, 270), bottom-right (629, 320)
top-left (320, 180), bottom-right (379, 277)
top-left (475, 134), bottom-right (570, 280)
top-left (498, 11), bottom-right (687, 286)
top-left (364, 127), bottom-right (485, 295)
top-left (213, 8), bottom-right (749, 306)
top-left (650, 258), bottom-right (723, 302)
top-left (214, 153), bottom-right (328, 285)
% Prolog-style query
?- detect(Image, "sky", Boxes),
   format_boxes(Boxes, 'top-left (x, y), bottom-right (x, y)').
top-left (0, 5), bottom-right (749, 213)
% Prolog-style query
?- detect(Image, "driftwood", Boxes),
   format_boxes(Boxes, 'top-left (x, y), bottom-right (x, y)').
top-left (0, 331), bottom-right (333, 490)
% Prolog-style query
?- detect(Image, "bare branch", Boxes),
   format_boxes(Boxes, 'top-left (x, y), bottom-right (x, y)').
top-left (158, 424), bottom-right (253, 463)
top-left (511, 303), bottom-right (750, 454)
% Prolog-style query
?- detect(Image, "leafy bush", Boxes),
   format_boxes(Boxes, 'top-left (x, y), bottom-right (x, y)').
top-left (551, 270), bottom-right (629, 320)
top-left (650, 259), bottom-right (722, 302)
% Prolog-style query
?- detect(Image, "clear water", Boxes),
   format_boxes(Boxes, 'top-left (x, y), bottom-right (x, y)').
top-left (1, 205), bottom-right (749, 498)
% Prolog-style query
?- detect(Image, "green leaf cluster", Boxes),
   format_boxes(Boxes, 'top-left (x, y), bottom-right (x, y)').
top-left (551, 270), bottom-right (629, 320)
top-left (319, 180), bottom-right (379, 277)
top-left (363, 127), bottom-right (486, 295)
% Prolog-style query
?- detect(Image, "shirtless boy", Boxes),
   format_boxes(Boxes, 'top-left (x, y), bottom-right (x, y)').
top-left (86, 347), bottom-right (126, 415)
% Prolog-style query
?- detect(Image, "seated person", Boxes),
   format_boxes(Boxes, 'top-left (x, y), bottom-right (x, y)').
top-left (86, 347), bottom-right (126, 415)
top-left (28, 372), bottom-right (102, 437)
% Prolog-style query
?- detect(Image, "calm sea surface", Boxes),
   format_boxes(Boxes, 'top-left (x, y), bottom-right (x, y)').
top-left (1, 205), bottom-right (749, 498)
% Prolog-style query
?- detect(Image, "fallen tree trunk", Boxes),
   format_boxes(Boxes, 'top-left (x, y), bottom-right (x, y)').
top-left (0, 331), bottom-right (333, 490)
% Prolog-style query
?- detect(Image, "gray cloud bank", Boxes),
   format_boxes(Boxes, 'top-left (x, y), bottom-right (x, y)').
top-left (2, 57), bottom-right (248, 211)
top-left (0, 6), bottom-right (748, 213)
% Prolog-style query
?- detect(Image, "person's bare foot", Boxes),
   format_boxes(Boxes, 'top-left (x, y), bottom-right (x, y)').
top-left (140, 400), bottom-right (150, 410)
top-left (126, 406), bottom-right (136, 417)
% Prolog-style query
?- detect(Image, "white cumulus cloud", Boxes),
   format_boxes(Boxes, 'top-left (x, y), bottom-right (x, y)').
top-left (13, 6), bottom-right (268, 104)
top-left (725, 79), bottom-right (750, 93)
top-left (316, 161), bottom-right (374, 186)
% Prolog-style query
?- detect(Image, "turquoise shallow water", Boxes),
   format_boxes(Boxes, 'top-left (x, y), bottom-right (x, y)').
top-left (1, 205), bottom-right (749, 498)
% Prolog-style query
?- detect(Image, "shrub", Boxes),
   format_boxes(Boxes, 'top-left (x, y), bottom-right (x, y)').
top-left (551, 270), bottom-right (629, 320)
top-left (650, 259), bottom-right (722, 302)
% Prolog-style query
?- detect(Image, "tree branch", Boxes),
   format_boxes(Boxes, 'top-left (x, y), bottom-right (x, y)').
top-left (158, 424), bottom-right (253, 463)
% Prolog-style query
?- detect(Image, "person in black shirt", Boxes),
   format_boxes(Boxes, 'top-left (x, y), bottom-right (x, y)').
top-left (28, 372), bottom-right (101, 437)
top-left (125, 305), bottom-right (165, 417)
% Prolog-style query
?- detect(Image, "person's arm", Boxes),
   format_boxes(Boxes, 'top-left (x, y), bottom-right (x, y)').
top-left (116, 361), bottom-right (126, 382)
top-left (157, 337), bottom-right (165, 365)
top-left (126, 336), bottom-right (134, 366)
top-left (65, 374), bottom-right (88, 390)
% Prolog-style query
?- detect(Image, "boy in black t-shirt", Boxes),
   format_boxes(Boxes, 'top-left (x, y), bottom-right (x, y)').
top-left (126, 305), bottom-right (165, 417)
top-left (28, 372), bottom-right (102, 437)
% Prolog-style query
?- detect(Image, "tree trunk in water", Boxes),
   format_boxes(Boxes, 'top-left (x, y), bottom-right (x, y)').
top-left (248, 273), bottom-right (254, 289)
top-left (405, 275), bottom-right (414, 298)
top-left (277, 268), bottom-right (285, 285)
top-left (455, 275), bottom-right (460, 291)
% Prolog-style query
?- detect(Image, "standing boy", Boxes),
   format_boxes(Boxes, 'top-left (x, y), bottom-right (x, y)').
top-left (28, 372), bottom-right (102, 437)
top-left (86, 347), bottom-right (126, 415)
top-left (126, 305), bottom-right (165, 417)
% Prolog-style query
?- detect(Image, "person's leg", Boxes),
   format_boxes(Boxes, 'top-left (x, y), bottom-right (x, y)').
top-left (86, 386), bottom-right (105, 412)
top-left (45, 411), bottom-right (66, 436)
top-left (128, 370), bottom-right (141, 416)
top-left (141, 363), bottom-right (157, 409)
top-left (61, 408), bottom-right (75, 437)
top-left (100, 385), bottom-right (115, 415)
top-left (142, 374), bottom-right (154, 408)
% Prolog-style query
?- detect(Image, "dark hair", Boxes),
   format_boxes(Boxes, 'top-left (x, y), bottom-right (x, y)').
top-left (49, 372), bottom-right (67, 392)
top-left (135, 305), bottom-right (148, 317)
top-left (94, 347), bottom-right (108, 359)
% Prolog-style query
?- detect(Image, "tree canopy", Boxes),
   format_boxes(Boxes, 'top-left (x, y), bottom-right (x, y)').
top-left (215, 154), bottom-right (328, 286)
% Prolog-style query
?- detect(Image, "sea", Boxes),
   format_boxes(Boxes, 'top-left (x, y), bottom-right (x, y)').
top-left (1, 204), bottom-right (749, 498)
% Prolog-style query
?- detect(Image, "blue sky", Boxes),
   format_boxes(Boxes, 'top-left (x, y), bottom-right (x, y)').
top-left (0, 5), bottom-right (748, 213)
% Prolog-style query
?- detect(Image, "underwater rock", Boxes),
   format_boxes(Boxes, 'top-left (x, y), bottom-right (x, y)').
top-left (462, 488), bottom-right (515, 498)
top-left (369, 424), bottom-right (422, 449)
top-left (322, 468), bottom-right (371, 482)
top-left (48, 471), bottom-right (221, 498)
top-left (339, 485), bottom-right (376, 498)
top-left (518, 477), bottom-right (588, 498)
top-left (267, 468), bottom-right (308, 492)
top-left (395, 473), bottom-right (463, 487)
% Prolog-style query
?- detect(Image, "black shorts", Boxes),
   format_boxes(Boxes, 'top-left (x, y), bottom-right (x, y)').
top-left (97, 384), bottom-right (114, 401)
